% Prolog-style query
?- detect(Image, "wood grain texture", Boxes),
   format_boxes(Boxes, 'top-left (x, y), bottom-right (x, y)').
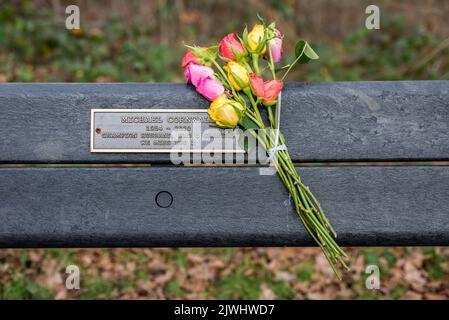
top-left (0, 166), bottom-right (448, 247)
top-left (0, 81), bottom-right (448, 163)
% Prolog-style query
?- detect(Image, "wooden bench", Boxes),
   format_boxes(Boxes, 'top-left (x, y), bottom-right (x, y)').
top-left (0, 81), bottom-right (448, 248)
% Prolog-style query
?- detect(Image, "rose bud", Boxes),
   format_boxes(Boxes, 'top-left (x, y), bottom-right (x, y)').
top-left (249, 73), bottom-right (283, 105)
top-left (223, 61), bottom-right (249, 91)
top-left (262, 79), bottom-right (283, 103)
top-left (184, 62), bottom-right (214, 87)
top-left (182, 49), bottom-right (199, 68)
top-left (266, 28), bottom-right (284, 63)
top-left (219, 33), bottom-right (246, 61)
top-left (196, 76), bottom-right (225, 101)
top-left (249, 73), bottom-right (265, 97)
top-left (247, 24), bottom-right (266, 54)
top-left (208, 95), bottom-right (244, 128)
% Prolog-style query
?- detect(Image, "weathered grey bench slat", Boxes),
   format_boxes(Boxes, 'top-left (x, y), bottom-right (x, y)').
top-left (0, 166), bottom-right (448, 248)
top-left (0, 81), bottom-right (448, 163)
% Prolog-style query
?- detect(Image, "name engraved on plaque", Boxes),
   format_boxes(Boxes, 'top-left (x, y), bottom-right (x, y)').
top-left (90, 109), bottom-right (244, 153)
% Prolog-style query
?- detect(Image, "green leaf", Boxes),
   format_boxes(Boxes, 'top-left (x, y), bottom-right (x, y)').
top-left (238, 132), bottom-right (248, 153)
top-left (239, 114), bottom-right (259, 130)
top-left (206, 45), bottom-right (219, 52)
top-left (237, 127), bottom-right (257, 153)
top-left (242, 26), bottom-right (249, 50)
top-left (237, 115), bottom-right (258, 152)
top-left (184, 45), bottom-right (204, 58)
top-left (294, 40), bottom-right (319, 64)
top-left (256, 13), bottom-right (266, 26)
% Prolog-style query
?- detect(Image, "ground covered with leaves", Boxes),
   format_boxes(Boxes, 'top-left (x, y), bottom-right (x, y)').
top-left (1, 248), bottom-right (448, 299)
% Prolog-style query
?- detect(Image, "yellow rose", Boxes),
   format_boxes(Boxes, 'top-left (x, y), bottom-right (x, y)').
top-left (223, 61), bottom-right (249, 91)
top-left (247, 24), bottom-right (266, 53)
top-left (208, 95), bottom-right (244, 128)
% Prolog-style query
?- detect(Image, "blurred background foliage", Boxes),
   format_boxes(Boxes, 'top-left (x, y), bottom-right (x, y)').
top-left (0, 0), bottom-right (449, 300)
top-left (1, 0), bottom-right (449, 82)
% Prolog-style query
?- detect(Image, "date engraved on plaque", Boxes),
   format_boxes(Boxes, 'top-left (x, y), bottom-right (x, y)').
top-left (90, 109), bottom-right (244, 153)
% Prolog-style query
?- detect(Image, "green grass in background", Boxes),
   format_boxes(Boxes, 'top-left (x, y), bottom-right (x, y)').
top-left (1, 2), bottom-right (448, 83)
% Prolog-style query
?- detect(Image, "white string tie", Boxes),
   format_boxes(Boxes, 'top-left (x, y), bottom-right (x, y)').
top-left (267, 91), bottom-right (285, 163)
top-left (267, 144), bottom-right (288, 162)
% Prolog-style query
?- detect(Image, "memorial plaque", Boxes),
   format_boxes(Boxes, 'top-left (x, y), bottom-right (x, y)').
top-left (91, 109), bottom-right (244, 153)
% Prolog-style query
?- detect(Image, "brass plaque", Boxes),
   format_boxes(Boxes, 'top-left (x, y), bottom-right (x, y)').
top-left (90, 109), bottom-right (244, 153)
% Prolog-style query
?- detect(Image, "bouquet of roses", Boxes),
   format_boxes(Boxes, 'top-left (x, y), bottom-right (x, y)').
top-left (182, 16), bottom-right (349, 277)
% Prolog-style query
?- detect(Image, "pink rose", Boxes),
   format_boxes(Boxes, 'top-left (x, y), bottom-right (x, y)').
top-left (196, 77), bottom-right (225, 101)
top-left (266, 28), bottom-right (284, 63)
top-left (184, 62), bottom-right (214, 87)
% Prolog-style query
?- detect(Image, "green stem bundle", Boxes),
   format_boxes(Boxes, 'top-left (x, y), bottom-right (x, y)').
top-left (243, 50), bottom-right (349, 278)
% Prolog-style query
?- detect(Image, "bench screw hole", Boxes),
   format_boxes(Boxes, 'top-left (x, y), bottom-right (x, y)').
top-left (155, 191), bottom-right (173, 208)
top-left (96, 128), bottom-right (101, 134)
